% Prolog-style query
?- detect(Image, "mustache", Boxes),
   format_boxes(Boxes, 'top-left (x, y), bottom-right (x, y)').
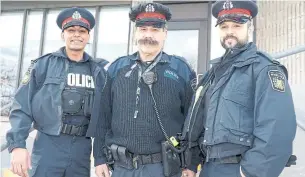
top-left (223, 35), bottom-right (238, 42)
top-left (138, 38), bottom-right (159, 46)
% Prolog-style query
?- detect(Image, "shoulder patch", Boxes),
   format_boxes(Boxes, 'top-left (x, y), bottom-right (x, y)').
top-left (21, 59), bottom-right (38, 85)
top-left (21, 54), bottom-right (50, 85)
top-left (268, 70), bottom-right (286, 92)
top-left (22, 53), bottom-right (53, 84)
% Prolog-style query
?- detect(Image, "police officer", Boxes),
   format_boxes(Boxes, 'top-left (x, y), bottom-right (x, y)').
top-left (94, 2), bottom-right (198, 177)
top-left (184, 1), bottom-right (297, 177)
top-left (6, 7), bottom-right (110, 177)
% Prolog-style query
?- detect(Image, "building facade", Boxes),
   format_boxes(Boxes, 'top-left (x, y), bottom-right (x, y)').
top-left (0, 1), bottom-right (214, 117)
top-left (0, 0), bottom-right (304, 120)
top-left (0, 1), bottom-right (305, 177)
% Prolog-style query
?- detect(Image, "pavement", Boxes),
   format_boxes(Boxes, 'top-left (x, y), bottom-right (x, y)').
top-left (1, 121), bottom-right (305, 177)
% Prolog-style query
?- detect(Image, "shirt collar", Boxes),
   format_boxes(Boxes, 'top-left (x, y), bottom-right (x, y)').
top-left (130, 51), bottom-right (171, 63)
top-left (53, 47), bottom-right (91, 62)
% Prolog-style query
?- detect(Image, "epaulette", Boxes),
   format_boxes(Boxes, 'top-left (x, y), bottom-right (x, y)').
top-left (21, 53), bottom-right (51, 85)
top-left (92, 58), bottom-right (109, 68)
top-left (257, 51), bottom-right (281, 65)
top-left (171, 54), bottom-right (194, 71)
top-left (257, 51), bottom-right (288, 79)
top-left (30, 52), bottom-right (52, 64)
top-left (105, 55), bottom-right (132, 71)
top-left (110, 55), bottom-right (129, 65)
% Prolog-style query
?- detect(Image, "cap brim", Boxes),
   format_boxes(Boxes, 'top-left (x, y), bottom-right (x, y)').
top-left (62, 20), bottom-right (90, 31)
top-left (135, 18), bottom-right (166, 28)
top-left (215, 15), bottom-right (251, 27)
top-left (215, 18), bottom-right (248, 27)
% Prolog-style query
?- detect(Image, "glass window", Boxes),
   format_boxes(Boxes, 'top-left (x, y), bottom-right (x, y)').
top-left (84, 8), bottom-right (96, 56)
top-left (43, 10), bottom-right (65, 54)
top-left (210, 17), bottom-right (225, 60)
top-left (43, 8), bottom-right (96, 56)
top-left (21, 11), bottom-right (43, 78)
top-left (164, 30), bottom-right (199, 72)
top-left (0, 12), bottom-right (24, 116)
top-left (96, 6), bottom-right (129, 62)
top-left (43, 9), bottom-right (64, 54)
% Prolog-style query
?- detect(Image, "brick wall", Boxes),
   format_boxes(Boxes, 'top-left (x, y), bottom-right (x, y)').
top-left (255, 1), bottom-right (305, 85)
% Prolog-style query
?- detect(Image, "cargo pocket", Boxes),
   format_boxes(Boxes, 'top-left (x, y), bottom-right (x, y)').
top-left (62, 89), bottom-right (85, 115)
top-left (32, 77), bottom-right (63, 123)
top-left (220, 89), bottom-right (253, 132)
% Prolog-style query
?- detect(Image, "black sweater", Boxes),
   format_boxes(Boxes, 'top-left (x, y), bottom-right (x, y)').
top-left (105, 52), bottom-right (195, 155)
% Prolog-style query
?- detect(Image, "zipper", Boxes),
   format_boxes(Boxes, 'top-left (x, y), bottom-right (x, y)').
top-left (58, 59), bottom-right (69, 134)
top-left (134, 66), bottom-right (142, 119)
top-left (186, 75), bottom-right (210, 132)
top-left (186, 72), bottom-right (213, 140)
top-left (187, 78), bottom-right (210, 138)
top-left (208, 49), bottom-right (232, 139)
top-left (205, 146), bottom-right (211, 162)
top-left (100, 69), bottom-right (107, 93)
top-left (201, 50), bottom-right (232, 159)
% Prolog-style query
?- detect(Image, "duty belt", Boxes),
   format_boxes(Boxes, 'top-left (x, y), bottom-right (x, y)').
top-left (109, 144), bottom-right (162, 169)
top-left (208, 154), bottom-right (242, 164)
top-left (60, 123), bottom-right (88, 136)
top-left (132, 153), bottom-right (162, 167)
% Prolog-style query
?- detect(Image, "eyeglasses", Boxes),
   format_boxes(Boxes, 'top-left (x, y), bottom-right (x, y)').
top-left (216, 14), bottom-right (251, 26)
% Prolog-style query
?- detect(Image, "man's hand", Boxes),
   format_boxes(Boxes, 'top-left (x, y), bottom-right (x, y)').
top-left (182, 169), bottom-right (196, 177)
top-left (10, 148), bottom-right (31, 177)
top-left (95, 164), bottom-right (110, 177)
top-left (240, 166), bottom-right (246, 177)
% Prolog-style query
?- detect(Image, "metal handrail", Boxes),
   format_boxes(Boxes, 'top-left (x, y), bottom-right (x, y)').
top-left (272, 45), bottom-right (305, 60)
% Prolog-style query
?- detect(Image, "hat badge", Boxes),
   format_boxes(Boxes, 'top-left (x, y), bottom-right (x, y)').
top-left (145, 4), bottom-right (155, 12)
top-left (72, 11), bottom-right (82, 19)
top-left (223, 0), bottom-right (233, 10)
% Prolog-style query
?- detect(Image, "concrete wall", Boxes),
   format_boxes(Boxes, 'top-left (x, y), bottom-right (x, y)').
top-left (256, 1), bottom-right (305, 85)
top-left (256, 3), bottom-right (305, 176)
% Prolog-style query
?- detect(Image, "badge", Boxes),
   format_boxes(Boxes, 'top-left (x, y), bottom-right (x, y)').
top-left (145, 3), bottom-right (155, 12)
top-left (268, 70), bottom-right (286, 92)
top-left (164, 70), bottom-right (179, 82)
top-left (72, 11), bottom-right (82, 19)
top-left (223, 0), bottom-right (233, 10)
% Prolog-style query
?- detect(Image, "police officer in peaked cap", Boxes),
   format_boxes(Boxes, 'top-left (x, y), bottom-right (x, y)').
top-left (94, 2), bottom-right (199, 177)
top-left (183, 0), bottom-right (297, 177)
top-left (7, 7), bottom-right (110, 177)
